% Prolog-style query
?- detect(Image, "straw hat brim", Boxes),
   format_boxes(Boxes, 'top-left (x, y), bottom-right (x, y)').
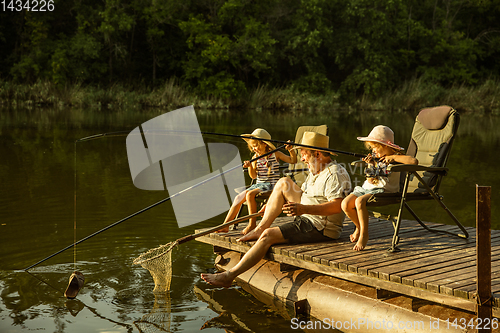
top-left (241, 134), bottom-right (277, 150)
top-left (295, 131), bottom-right (337, 155)
top-left (357, 137), bottom-right (404, 150)
top-left (294, 146), bottom-right (337, 156)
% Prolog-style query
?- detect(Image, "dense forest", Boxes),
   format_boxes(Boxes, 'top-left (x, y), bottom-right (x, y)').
top-left (1, 0), bottom-right (499, 105)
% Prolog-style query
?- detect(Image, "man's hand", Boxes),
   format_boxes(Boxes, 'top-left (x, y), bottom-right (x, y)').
top-left (282, 202), bottom-right (304, 216)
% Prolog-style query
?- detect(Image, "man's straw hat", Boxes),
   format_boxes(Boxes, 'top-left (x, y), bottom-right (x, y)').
top-left (297, 132), bottom-right (337, 155)
top-left (357, 125), bottom-right (404, 150)
top-left (241, 128), bottom-right (276, 150)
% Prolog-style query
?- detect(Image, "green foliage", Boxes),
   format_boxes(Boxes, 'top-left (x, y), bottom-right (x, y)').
top-left (179, 0), bottom-right (277, 98)
top-left (331, 0), bottom-right (407, 99)
top-left (1, 0), bottom-right (500, 101)
top-left (10, 13), bottom-right (50, 81)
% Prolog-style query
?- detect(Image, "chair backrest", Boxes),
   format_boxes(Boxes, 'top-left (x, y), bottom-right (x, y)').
top-left (288, 125), bottom-right (328, 187)
top-left (405, 106), bottom-right (460, 193)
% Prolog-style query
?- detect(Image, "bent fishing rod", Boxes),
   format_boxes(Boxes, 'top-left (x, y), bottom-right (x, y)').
top-left (76, 130), bottom-right (366, 158)
top-left (24, 144), bottom-right (286, 271)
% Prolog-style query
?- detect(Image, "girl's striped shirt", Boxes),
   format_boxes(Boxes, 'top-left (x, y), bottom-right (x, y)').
top-left (255, 153), bottom-right (280, 185)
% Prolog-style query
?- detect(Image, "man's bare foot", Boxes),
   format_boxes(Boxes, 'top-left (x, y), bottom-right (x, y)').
top-left (200, 271), bottom-right (233, 288)
top-left (240, 223), bottom-right (256, 235)
top-left (353, 234), bottom-right (368, 251)
top-left (236, 227), bottom-right (263, 242)
top-left (350, 229), bottom-right (360, 243)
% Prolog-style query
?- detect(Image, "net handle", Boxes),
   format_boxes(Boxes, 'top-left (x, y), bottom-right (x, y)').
top-left (176, 212), bottom-right (262, 245)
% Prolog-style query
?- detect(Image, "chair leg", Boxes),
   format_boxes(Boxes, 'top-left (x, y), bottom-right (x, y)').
top-left (404, 201), bottom-right (469, 239)
top-left (404, 203), bottom-right (434, 232)
top-left (412, 172), bottom-right (469, 239)
top-left (388, 173), bottom-right (412, 253)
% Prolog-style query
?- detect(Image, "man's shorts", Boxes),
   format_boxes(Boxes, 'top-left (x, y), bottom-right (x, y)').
top-left (279, 216), bottom-right (332, 244)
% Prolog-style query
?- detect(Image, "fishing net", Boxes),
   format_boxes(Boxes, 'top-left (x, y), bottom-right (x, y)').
top-left (134, 293), bottom-right (172, 333)
top-left (133, 241), bottom-right (178, 293)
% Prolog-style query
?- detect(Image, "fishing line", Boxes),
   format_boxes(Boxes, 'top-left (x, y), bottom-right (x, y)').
top-left (74, 141), bottom-right (77, 272)
top-left (25, 270), bottom-right (64, 294)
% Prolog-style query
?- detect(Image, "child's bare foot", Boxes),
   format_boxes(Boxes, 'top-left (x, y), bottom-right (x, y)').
top-left (240, 223), bottom-right (256, 235)
top-left (236, 227), bottom-right (263, 242)
top-left (350, 229), bottom-right (360, 243)
top-left (200, 271), bottom-right (233, 288)
top-left (353, 234), bottom-right (368, 251)
top-left (215, 224), bottom-right (229, 233)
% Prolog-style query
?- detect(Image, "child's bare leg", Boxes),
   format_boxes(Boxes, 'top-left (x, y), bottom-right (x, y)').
top-left (341, 194), bottom-right (360, 242)
top-left (241, 188), bottom-right (261, 235)
top-left (353, 194), bottom-right (371, 251)
top-left (217, 191), bottom-right (246, 233)
top-left (237, 178), bottom-right (301, 242)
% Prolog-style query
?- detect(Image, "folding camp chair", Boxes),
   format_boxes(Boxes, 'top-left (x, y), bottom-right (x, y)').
top-left (362, 106), bottom-right (469, 252)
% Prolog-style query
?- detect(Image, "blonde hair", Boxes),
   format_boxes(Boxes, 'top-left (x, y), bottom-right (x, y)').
top-left (247, 139), bottom-right (271, 153)
top-left (364, 141), bottom-right (402, 155)
top-left (247, 139), bottom-right (273, 175)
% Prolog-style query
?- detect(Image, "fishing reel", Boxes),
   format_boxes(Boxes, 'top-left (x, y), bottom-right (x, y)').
top-left (364, 162), bottom-right (390, 178)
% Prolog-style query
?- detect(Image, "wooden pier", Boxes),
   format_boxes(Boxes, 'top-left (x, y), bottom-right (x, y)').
top-left (197, 215), bottom-right (500, 329)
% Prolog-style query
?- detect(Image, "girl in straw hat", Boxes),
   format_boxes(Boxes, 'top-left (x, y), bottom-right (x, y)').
top-left (218, 128), bottom-right (297, 234)
top-left (341, 125), bottom-right (418, 251)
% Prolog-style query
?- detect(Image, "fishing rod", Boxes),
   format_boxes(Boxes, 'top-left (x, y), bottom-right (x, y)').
top-left (24, 144), bottom-right (286, 271)
top-left (202, 131), bottom-right (366, 158)
top-left (76, 130), bottom-right (367, 158)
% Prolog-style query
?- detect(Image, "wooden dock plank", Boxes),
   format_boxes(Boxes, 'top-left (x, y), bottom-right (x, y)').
top-left (433, 260), bottom-right (500, 298)
top-left (337, 229), bottom-right (470, 277)
top-left (401, 238), bottom-right (500, 289)
top-left (413, 247), bottom-right (500, 289)
top-left (388, 233), bottom-right (500, 284)
top-left (352, 235), bottom-right (474, 276)
top-left (397, 233), bottom-right (499, 277)
top-left (313, 227), bottom-right (436, 272)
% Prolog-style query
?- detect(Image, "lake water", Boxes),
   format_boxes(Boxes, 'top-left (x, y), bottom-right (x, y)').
top-left (0, 107), bottom-right (498, 333)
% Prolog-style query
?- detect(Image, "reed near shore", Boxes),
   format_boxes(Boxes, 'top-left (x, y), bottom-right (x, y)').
top-left (1, 78), bottom-right (499, 114)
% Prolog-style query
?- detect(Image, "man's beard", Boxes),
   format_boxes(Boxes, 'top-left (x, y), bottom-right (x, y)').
top-left (307, 154), bottom-right (321, 174)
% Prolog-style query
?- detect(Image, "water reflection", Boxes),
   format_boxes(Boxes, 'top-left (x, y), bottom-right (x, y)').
top-left (194, 284), bottom-right (302, 333)
top-left (134, 293), bottom-right (172, 333)
top-left (0, 106), bottom-right (498, 333)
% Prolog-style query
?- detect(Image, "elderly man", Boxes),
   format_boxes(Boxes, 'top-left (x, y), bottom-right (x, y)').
top-left (201, 132), bottom-right (352, 288)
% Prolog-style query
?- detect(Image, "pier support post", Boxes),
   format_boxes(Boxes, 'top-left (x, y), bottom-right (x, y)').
top-left (476, 185), bottom-right (492, 332)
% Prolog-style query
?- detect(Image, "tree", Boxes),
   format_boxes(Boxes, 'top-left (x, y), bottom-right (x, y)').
top-left (179, 0), bottom-right (276, 98)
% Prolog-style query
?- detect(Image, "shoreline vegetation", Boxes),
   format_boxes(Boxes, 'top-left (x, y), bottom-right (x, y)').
top-left (1, 78), bottom-right (499, 114)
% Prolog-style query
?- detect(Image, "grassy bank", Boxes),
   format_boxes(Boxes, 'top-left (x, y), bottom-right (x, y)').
top-left (1, 78), bottom-right (499, 114)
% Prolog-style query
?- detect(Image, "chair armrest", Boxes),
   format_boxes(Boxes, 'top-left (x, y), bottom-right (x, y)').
top-left (388, 164), bottom-right (448, 175)
top-left (350, 159), bottom-right (365, 167)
